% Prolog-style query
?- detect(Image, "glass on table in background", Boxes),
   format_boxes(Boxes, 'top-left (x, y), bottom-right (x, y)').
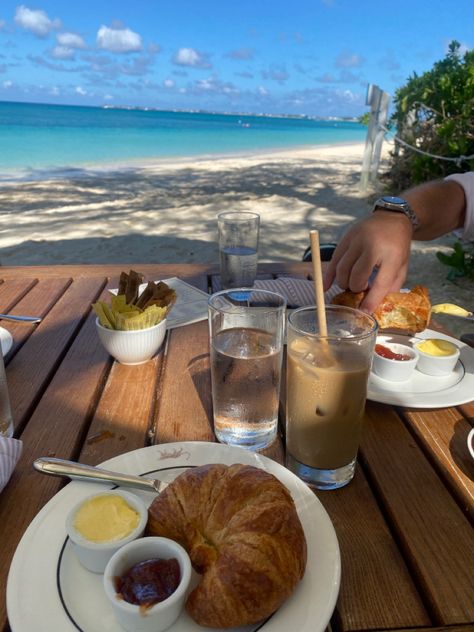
top-left (208, 288), bottom-right (286, 450)
top-left (286, 305), bottom-right (377, 490)
top-left (217, 211), bottom-right (260, 289)
top-left (0, 350), bottom-right (13, 437)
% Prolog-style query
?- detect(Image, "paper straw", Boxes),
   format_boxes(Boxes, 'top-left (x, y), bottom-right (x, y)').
top-left (310, 230), bottom-right (328, 337)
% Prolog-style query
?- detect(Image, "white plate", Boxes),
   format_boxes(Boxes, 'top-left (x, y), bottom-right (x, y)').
top-left (7, 442), bottom-right (341, 632)
top-left (368, 329), bottom-right (474, 408)
top-left (0, 326), bottom-right (13, 355)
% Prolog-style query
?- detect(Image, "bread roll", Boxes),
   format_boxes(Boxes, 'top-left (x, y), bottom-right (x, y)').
top-left (146, 463), bottom-right (307, 628)
top-left (332, 285), bottom-right (430, 333)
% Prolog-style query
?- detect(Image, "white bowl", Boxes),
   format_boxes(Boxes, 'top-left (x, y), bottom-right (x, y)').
top-left (96, 317), bottom-right (167, 365)
top-left (65, 490), bottom-right (148, 573)
top-left (414, 338), bottom-right (460, 376)
top-left (468, 428), bottom-right (474, 460)
top-left (372, 341), bottom-right (419, 382)
top-left (103, 536), bottom-right (192, 632)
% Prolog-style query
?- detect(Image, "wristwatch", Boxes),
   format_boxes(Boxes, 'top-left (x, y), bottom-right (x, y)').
top-left (372, 196), bottom-right (419, 229)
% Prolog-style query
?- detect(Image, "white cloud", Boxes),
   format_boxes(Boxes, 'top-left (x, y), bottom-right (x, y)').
top-left (15, 5), bottom-right (61, 38)
top-left (172, 47), bottom-right (211, 69)
top-left (75, 86), bottom-right (87, 95)
top-left (57, 32), bottom-right (86, 49)
top-left (96, 25), bottom-right (142, 53)
top-left (3, 80), bottom-right (13, 88)
top-left (163, 78), bottom-right (175, 88)
top-left (51, 46), bottom-right (75, 60)
top-left (258, 85), bottom-right (268, 96)
top-left (50, 86), bottom-right (60, 95)
top-left (335, 50), bottom-right (365, 68)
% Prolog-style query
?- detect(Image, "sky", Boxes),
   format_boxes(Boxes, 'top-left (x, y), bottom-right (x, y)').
top-left (0, 0), bottom-right (473, 117)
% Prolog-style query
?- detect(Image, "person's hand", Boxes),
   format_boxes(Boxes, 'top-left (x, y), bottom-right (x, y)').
top-left (324, 213), bottom-right (413, 313)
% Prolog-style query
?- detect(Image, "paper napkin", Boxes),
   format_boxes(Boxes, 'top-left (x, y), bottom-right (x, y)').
top-left (253, 277), bottom-right (343, 306)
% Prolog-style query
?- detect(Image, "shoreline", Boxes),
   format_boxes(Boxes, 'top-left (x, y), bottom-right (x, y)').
top-left (0, 139), bottom-right (367, 183)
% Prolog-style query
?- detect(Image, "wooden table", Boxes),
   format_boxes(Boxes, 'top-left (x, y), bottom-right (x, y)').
top-left (1, 263), bottom-right (473, 632)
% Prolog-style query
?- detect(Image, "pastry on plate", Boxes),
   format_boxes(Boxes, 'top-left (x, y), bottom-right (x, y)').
top-left (332, 285), bottom-right (430, 333)
top-left (146, 463), bottom-right (307, 629)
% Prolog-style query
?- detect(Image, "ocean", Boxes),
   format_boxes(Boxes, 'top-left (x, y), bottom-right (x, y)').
top-left (0, 101), bottom-right (367, 174)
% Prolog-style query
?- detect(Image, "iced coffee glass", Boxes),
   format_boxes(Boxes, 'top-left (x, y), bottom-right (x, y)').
top-left (286, 305), bottom-right (377, 490)
top-left (208, 288), bottom-right (286, 450)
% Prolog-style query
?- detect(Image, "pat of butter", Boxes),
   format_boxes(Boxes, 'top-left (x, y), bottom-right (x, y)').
top-left (416, 338), bottom-right (457, 357)
top-left (74, 495), bottom-right (140, 543)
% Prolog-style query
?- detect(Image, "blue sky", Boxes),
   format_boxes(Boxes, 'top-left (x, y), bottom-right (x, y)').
top-left (0, 0), bottom-right (472, 117)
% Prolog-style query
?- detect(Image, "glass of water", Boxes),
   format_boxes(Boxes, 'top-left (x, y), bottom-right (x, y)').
top-left (217, 211), bottom-right (260, 289)
top-left (208, 288), bottom-right (286, 450)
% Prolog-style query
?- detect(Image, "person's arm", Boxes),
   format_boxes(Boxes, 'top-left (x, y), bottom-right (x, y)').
top-left (324, 179), bottom-right (467, 313)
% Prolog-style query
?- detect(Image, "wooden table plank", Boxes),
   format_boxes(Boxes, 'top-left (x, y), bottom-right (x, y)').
top-left (403, 407), bottom-right (474, 522)
top-left (317, 465), bottom-right (430, 631)
top-left (361, 402), bottom-right (474, 624)
top-left (2, 277), bottom-right (73, 358)
top-left (6, 277), bottom-right (105, 433)
top-left (78, 356), bottom-right (165, 465)
top-left (155, 320), bottom-right (215, 443)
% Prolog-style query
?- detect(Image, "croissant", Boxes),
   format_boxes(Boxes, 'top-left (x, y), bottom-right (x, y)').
top-left (146, 463), bottom-right (307, 628)
top-left (332, 285), bottom-right (431, 333)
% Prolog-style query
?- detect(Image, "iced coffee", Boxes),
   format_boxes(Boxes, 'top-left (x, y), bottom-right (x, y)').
top-left (286, 306), bottom-right (377, 489)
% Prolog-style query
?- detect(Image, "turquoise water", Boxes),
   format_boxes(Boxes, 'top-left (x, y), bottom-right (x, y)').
top-left (0, 101), bottom-right (367, 173)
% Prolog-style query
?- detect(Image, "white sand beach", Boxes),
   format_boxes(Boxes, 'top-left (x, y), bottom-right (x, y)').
top-left (0, 142), bottom-right (472, 319)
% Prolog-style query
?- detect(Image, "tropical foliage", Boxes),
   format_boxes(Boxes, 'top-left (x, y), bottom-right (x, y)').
top-left (387, 41), bottom-right (474, 190)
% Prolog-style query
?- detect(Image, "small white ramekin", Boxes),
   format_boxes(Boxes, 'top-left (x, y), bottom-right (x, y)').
top-left (103, 536), bottom-right (192, 632)
top-left (96, 317), bottom-right (167, 365)
top-left (65, 490), bottom-right (148, 573)
top-left (415, 338), bottom-right (460, 376)
top-left (372, 341), bottom-right (419, 382)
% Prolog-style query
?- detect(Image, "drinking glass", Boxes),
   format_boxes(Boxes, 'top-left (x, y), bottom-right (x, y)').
top-left (208, 288), bottom-right (286, 450)
top-left (0, 350), bottom-right (13, 437)
top-left (217, 211), bottom-right (260, 289)
top-left (286, 305), bottom-right (377, 489)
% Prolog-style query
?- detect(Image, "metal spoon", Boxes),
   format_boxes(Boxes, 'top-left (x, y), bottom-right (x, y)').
top-left (0, 313), bottom-right (42, 323)
top-left (33, 457), bottom-right (168, 493)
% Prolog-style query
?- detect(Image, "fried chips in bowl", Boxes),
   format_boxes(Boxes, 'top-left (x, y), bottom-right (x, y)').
top-left (93, 270), bottom-right (177, 331)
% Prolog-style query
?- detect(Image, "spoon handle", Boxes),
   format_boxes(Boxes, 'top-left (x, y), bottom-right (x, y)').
top-left (33, 457), bottom-right (165, 493)
top-left (0, 313), bottom-right (42, 323)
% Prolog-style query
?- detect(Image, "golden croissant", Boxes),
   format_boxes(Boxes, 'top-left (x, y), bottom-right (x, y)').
top-left (146, 463), bottom-right (307, 628)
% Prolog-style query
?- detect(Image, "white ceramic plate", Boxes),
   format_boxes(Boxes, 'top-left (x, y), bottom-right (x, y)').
top-left (7, 442), bottom-right (341, 632)
top-left (368, 329), bottom-right (474, 408)
top-left (0, 326), bottom-right (13, 355)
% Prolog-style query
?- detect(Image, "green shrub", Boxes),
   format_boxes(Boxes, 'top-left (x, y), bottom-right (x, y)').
top-left (388, 41), bottom-right (474, 190)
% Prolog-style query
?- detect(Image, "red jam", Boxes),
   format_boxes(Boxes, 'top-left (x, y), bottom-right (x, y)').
top-left (375, 343), bottom-right (411, 361)
top-left (115, 558), bottom-right (180, 609)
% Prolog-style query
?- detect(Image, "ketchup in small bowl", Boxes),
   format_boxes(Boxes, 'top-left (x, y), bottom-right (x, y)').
top-left (372, 340), bottom-right (419, 382)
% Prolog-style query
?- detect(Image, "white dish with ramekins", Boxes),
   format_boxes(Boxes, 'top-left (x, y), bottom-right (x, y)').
top-left (368, 329), bottom-right (474, 408)
top-left (7, 442), bottom-right (340, 632)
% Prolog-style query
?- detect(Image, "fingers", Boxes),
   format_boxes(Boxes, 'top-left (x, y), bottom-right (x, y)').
top-left (360, 265), bottom-right (407, 313)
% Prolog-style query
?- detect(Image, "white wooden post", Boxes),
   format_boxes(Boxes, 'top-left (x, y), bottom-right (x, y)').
top-left (370, 90), bottom-right (390, 184)
top-left (359, 84), bottom-right (390, 192)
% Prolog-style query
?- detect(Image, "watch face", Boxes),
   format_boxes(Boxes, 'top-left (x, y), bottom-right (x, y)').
top-left (382, 196), bottom-right (405, 205)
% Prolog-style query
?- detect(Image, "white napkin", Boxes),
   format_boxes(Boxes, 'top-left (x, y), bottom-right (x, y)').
top-left (0, 435), bottom-right (22, 493)
top-left (253, 277), bottom-right (343, 306)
